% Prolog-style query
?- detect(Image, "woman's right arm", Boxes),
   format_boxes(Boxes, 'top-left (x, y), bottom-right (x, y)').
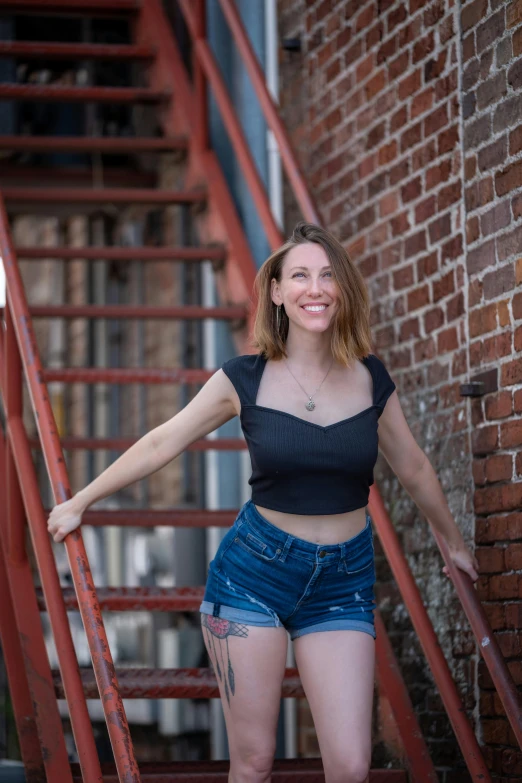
top-left (47, 369), bottom-right (240, 542)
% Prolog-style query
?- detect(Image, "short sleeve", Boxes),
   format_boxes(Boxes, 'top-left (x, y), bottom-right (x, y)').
top-left (221, 354), bottom-right (263, 406)
top-left (366, 354), bottom-right (396, 415)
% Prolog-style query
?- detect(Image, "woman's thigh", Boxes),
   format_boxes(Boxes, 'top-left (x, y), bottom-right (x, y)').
top-left (201, 615), bottom-right (288, 762)
top-left (293, 629), bottom-right (375, 782)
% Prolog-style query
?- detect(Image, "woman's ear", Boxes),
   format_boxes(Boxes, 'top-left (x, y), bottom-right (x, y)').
top-left (271, 278), bottom-right (282, 306)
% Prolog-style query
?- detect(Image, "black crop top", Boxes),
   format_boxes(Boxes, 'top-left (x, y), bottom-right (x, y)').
top-left (222, 353), bottom-right (396, 515)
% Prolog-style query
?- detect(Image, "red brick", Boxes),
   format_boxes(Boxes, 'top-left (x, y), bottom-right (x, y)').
top-left (365, 69), bottom-right (387, 99)
top-left (393, 265), bottom-right (414, 290)
top-left (412, 138), bottom-right (437, 171)
top-left (486, 454), bottom-right (513, 483)
top-left (391, 210), bottom-right (410, 235)
top-left (505, 543), bottom-right (522, 571)
top-left (423, 306), bottom-right (444, 333)
top-left (476, 513), bottom-right (522, 543)
top-left (401, 176), bottom-right (422, 203)
top-left (426, 158), bottom-right (451, 189)
top-left (407, 284), bottom-right (430, 311)
top-left (447, 291), bottom-right (464, 321)
top-left (428, 213), bottom-right (452, 243)
top-left (355, 2), bottom-right (375, 32)
top-left (437, 326), bottom-right (458, 353)
top-left (501, 420), bottom-right (522, 449)
top-left (417, 251), bottom-right (438, 281)
top-left (432, 270), bottom-right (455, 301)
top-left (405, 229), bottom-right (427, 258)
top-left (398, 68), bottom-right (421, 101)
top-left (476, 546), bottom-right (506, 572)
top-left (413, 31), bottom-right (435, 64)
top-left (469, 303), bottom-right (497, 337)
top-left (390, 106), bottom-right (408, 132)
top-left (508, 0), bottom-right (522, 29)
top-left (387, 3), bottom-right (407, 34)
top-left (464, 154), bottom-right (477, 180)
top-left (411, 88), bottom-right (434, 119)
top-left (389, 159), bottom-right (410, 185)
top-left (423, 103), bottom-right (449, 138)
top-left (388, 52), bottom-right (410, 83)
top-left (377, 36), bottom-right (397, 65)
top-left (467, 216), bottom-right (479, 244)
top-left (441, 234), bottom-right (463, 262)
top-left (461, 0), bottom-right (488, 33)
top-left (465, 176), bottom-right (494, 212)
top-left (466, 239), bottom-right (495, 275)
top-left (486, 392), bottom-right (514, 421)
top-left (438, 180), bottom-right (462, 210)
top-left (400, 317), bottom-right (420, 341)
top-left (496, 159), bottom-right (522, 197)
top-left (379, 192), bottom-right (398, 217)
top-left (415, 195), bottom-right (436, 224)
top-left (413, 336), bottom-right (436, 361)
top-left (438, 124), bottom-right (459, 155)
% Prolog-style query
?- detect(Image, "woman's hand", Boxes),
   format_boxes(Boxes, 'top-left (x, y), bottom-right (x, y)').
top-left (442, 543), bottom-right (479, 583)
top-left (47, 497), bottom-right (84, 543)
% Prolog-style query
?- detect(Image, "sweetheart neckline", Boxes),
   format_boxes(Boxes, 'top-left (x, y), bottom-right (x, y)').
top-left (243, 403), bottom-right (378, 431)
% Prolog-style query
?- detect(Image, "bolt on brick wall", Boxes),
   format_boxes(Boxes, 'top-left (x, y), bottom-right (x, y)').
top-left (277, 0), bottom-right (521, 778)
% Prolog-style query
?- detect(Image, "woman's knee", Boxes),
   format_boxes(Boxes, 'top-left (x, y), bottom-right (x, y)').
top-left (324, 753), bottom-right (370, 783)
top-left (230, 746), bottom-right (275, 782)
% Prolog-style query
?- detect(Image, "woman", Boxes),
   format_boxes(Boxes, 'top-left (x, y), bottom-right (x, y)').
top-left (48, 222), bottom-right (479, 783)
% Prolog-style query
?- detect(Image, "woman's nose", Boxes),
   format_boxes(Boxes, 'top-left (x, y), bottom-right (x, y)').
top-left (306, 276), bottom-right (323, 294)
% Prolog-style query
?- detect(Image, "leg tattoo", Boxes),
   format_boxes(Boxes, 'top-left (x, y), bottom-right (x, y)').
top-left (202, 615), bottom-right (248, 707)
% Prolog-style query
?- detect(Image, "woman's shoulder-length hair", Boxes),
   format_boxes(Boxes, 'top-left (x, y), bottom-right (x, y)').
top-left (251, 222), bottom-right (373, 367)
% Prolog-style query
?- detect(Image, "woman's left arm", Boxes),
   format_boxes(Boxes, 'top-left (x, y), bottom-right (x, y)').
top-left (377, 390), bottom-right (479, 583)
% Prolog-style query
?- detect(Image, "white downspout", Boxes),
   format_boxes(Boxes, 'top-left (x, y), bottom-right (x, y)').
top-left (265, 0), bottom-right (297, 760)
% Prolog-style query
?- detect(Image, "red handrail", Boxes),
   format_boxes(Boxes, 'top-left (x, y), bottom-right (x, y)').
top-left (0, 195), bottom-right (141, 783)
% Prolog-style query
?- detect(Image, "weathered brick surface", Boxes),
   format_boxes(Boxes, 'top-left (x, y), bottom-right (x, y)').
top-left (278, 0), bottom-right (522, 776)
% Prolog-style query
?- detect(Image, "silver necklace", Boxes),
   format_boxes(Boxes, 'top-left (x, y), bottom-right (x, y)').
top-left (284, 357), bottom-right (334, 412)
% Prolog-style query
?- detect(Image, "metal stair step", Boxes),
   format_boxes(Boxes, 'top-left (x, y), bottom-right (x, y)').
top-left (0, 84), bottom-right (169, 103)
top-left (15, 245), bottom-right (222, 261)
top-left (0, 135), bottom-right (187, 153)
top-left (0, 0), bottom-right (141, 14)
top-left (32, 436), bottom-right (247, 451)
top-left (1, 304), bottom-right (246, 319)
top-left (0, 41), bottom-right (155, 60)
top-left (0, 163), bottom-right (156, 188)
top-left (37, 586), bottom-right (204, 611)
top-left (69, 760), bottom-right (408, 782)
top-left (54, 667), bottom-right (303, 699)
top-left (3, 186), bottom-right (206, 203)
top-left (42, 368), bottom-right (215, 383)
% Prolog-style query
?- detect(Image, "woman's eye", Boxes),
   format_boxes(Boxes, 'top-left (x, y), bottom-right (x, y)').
top-left (292, 272), bottom-right (305, 278)
top-left (323, 272), bottom-right (332, 277)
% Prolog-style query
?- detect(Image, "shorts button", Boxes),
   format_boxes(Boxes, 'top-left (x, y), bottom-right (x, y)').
top-left (319, 551), bottom-right (326, 558)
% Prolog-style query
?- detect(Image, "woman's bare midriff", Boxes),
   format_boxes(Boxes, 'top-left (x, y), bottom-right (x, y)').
top-left (254, 504), bottom-right (368, 546)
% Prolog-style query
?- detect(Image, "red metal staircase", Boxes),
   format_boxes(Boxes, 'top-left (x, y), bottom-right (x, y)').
top-left (0, 1), bottom-right (520, 782)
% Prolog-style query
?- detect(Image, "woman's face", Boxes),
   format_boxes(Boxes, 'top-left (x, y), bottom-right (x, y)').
top-left (271, 242), bottom-right (339, 335)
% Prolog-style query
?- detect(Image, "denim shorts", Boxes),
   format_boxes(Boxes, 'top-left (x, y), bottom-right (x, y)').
top-left (199, 499), bottom-right (377, 640)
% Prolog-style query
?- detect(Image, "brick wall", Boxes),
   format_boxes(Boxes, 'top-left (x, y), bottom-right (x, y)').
top-left (277, 0), bottom-right (521, 778)
top-left (460, 0), bottom-right (522, 774)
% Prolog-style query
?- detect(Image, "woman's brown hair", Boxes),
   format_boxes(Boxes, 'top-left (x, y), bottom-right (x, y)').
top-left (251, 222), bottom-right (373, 366)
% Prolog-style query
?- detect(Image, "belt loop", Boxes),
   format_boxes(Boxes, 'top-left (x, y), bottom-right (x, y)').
top-left (279, 534), bottom-right (294, 563)
top-left (213, 603), bottom-right (221, 617)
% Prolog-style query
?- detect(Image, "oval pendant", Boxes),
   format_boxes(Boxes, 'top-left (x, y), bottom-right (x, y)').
top-left (306, 399), bottom-right (315, 411)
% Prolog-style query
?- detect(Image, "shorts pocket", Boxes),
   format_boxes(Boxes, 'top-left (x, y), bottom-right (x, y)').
top-left (341, 536), bottom-right (375, 580)
top-left (233, 523), bottom-right (282, 563)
